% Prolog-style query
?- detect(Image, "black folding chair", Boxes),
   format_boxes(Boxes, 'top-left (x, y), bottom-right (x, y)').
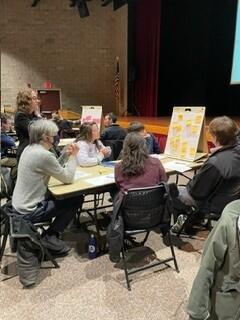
top-left (120, 184), bottom-right (179, 290)
top-left (0, 205), bottom-right (59, 278)
top-left (103, 140), bottom-right (123, 160)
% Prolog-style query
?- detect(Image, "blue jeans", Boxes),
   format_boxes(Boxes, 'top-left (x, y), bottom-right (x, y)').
top-left (22, 195), bottom-right (84, 233)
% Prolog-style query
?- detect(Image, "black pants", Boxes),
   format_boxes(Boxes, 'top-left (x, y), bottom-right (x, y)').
top-left (23, 195), bottom-right (84, 233)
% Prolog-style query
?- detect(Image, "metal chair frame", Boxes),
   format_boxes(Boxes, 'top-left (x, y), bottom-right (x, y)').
top-left (120, 185), bottom-right (179, 290)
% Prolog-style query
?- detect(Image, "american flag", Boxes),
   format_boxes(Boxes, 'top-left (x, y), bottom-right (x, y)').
top-left (114, 59), bottom-right (120, 101)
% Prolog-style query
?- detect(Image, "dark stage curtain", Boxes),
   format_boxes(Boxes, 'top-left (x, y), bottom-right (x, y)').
top-left (134, 0), bottom-right (161, 116)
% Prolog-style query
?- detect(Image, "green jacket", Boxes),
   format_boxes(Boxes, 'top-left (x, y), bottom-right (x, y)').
top-left (187, 200), bottom-right (240, 320)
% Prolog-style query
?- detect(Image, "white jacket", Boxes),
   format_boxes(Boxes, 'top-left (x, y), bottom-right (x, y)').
top-left (76, 140), bottom-right (111, 167)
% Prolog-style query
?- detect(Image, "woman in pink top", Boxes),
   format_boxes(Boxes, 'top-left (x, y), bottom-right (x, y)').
top-left (115, 133), bottom-right (167, 193)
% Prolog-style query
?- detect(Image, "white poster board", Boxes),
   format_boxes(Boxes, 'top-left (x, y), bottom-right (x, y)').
top-left (164, 106), bottom-right (207, 161)
top-left (81, 106), bottom-right (102, 129)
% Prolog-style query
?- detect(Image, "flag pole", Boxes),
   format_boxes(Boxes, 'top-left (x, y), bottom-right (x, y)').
top-left (115, 56), bottom-right (120, 116)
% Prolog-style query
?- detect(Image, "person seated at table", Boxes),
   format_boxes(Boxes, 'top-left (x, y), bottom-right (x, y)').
top-left (12, 119), bottom-right (83, 254)
top-left (1, 113), bottom-right (18, 189)
top-left (75, 122), bottom-right (111, 167)
top-left (115, 132), bottom-right (167, 193)
top-left (51, 111), bottom-right (80, 138)
top-left (127, 121), bottom-right (160, 154)
top-left (100, 112), bottom-right (126, 142)
top-left (171, 116), bottom-right (240, 233)
top-left (14, 89), bottom-right (42, 161)
top-left (187, 199), bottom-right (240, 320)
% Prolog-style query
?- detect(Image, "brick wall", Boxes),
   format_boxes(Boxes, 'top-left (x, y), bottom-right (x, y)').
top-left (1, 0), bottom-right (128, 116)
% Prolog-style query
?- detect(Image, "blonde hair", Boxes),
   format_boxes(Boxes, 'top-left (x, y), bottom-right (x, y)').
top-left (16, 89), bottom-right (34, 114)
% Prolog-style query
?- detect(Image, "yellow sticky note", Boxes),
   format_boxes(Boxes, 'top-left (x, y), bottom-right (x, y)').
top-left (181, 142), bottom-right (188, 153)
top-left (195, 115), bottom-right (202, 124)
top-left (189, 147), bottom-right (195, 156)
top-left (191, 125), bottom-right (198, 134)
top-left (178, 114), bottom-right (183, 121)
top-left (186, 120), bottom-right (191, 126)
top-left (177, 125), bottom-right (182, 132)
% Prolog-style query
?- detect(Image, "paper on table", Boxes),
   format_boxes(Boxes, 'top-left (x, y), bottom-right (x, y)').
top-left (164, 161), bottom-right (192, 173)
top-left (85, 175), bottom-right (115, 186)
top-left (150, 154), bottom-right (168, 160)
top-left (106, 173), bottom-right (114, 178)
top-left (74, 171), bottom-right (90, 181)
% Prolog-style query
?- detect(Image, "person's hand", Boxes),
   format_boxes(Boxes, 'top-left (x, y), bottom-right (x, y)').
top-left (66, 143), bottom-right (79, 156)
top-left (33, 109), bottom-right (42, 118)
top-left (100, 146), bottom-right (110, 157)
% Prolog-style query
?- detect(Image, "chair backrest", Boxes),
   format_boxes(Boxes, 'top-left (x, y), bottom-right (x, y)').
top-left (104, 140), bottom-right (123, 160)
top-left (0, 167), bottom-right (12, 199)
top-left (121, 184), bottom-right (167, 230)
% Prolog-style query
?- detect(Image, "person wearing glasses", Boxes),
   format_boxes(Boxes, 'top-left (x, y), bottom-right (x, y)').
top-left (14, 89), bottom-right (42, 161)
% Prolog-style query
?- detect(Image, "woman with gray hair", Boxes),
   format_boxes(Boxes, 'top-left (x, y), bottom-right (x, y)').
top-left (12, 119), bottom-right (83, 254)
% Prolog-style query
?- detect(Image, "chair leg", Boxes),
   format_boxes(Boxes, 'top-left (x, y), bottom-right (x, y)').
top-left (0, 221), bottom-right (10, 265)
top-left (43, 248), bottom-right (60, 268)
top-left (167, 231), bottom-right (179, 273)
top-left (140, 231), bottom-right (150, 246)
top-left (0, 234), bottom-right (8, 265)
top-left (93, 194), bottom-right (102, 253)
top-left (121, 248), bottom-right (131, 291)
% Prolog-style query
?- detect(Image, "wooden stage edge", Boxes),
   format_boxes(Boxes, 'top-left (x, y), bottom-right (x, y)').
top-left (118, 116), bottom-right (240, 141)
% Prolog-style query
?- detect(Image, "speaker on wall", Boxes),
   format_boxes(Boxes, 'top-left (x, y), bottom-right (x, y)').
top-left (76, 0), bottom-right (89, 18)
top-left (113, 0), bottom-right (127, 11)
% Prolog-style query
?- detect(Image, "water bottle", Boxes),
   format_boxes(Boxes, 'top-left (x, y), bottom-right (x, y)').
top-left (88, 234), bottom-right (97, 259)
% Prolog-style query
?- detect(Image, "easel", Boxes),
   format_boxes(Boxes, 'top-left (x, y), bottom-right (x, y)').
top-left (164, 106), bottom-right (208, 161)
top-left (81, 106), bottom-right (102, 129)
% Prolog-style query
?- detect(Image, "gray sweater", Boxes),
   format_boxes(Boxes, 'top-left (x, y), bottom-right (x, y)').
top-left (12, 144), bottom-right (77, 214)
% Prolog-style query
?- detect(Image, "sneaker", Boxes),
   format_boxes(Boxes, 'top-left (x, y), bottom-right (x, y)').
top-left (171, 214), bottom-right (188, 234)
top-left (41, 234), bottom-right (70, 255)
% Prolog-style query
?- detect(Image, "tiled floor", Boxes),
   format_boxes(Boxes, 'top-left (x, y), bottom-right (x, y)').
top-left (0, 173), bottom-right (208, 320)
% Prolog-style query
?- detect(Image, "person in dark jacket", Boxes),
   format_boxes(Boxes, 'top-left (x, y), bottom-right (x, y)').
top-left (172, 116), bottom-right (240, 232)
top-left (14, 89), bottom-right (41, 161)
top-left (100, 112), bottom-right (126, 142)
top-left (1, 113), bottom-right (17, 184)
top-left (127, 121), bottom-right (160, 154)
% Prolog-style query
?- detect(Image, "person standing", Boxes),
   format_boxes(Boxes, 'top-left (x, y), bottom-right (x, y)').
top-left (14, 89), bottom-right (42, 161)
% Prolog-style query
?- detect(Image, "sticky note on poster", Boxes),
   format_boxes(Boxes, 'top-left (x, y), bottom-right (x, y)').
top-left (191, 125), bottom-right (198, 134)
top-left (189, 147), bottom-right (196, 157)
top-left (195, 115), bottom-right (202, 124)
top-left (178, 114), bottom-right (183, 121)
top-left (181, 141), bottom-right (188, 154)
